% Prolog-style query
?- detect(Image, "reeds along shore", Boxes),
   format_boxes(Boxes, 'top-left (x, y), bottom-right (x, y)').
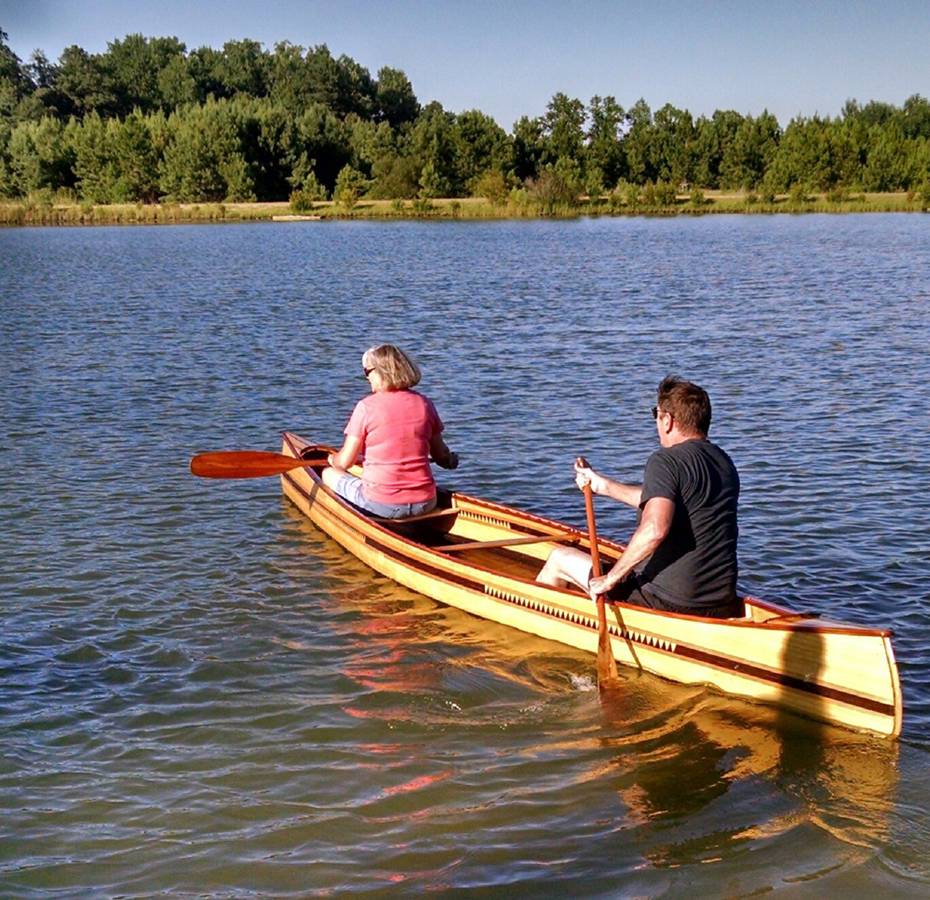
top-left (1, 191), bottom-right (928, 226)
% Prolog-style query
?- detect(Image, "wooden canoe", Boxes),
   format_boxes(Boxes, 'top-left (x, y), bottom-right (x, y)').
top-left (279, 431), bottom-right (903, 738)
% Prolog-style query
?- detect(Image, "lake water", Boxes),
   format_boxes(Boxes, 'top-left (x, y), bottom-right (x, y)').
top-left (2, 214), bottom-right (929, 896)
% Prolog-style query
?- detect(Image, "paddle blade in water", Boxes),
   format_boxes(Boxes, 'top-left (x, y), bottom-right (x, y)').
top-left (596, 603), bottom-right (623, 691)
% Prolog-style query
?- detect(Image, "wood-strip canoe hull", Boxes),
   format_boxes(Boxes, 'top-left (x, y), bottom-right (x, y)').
top-left (280, 432), bottom-right (903, 738)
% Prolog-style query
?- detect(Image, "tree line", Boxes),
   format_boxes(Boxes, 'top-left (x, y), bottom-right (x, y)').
top-left (2, 29), bottom-right (929, 205)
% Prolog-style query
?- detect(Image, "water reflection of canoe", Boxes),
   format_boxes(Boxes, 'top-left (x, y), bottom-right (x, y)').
top-left (280, 432), bottom-right (902, 738)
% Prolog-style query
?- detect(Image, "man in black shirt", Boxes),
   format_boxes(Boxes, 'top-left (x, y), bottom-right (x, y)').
top-left (538, 376), bottom-right (742, 619)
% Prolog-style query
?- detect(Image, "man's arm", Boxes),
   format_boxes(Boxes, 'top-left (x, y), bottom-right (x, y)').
top-left (589, 496), bottom-right (674, 595)
top-left (576, 462), bottom-right (642, 508)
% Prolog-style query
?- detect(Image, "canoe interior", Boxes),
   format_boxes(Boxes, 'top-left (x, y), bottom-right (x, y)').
top-left (280, 432), bottom-right (902, 738)
top-left (289, 463), bottom-right (625, 595)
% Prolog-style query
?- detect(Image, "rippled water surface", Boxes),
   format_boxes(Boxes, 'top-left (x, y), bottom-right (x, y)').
top-left (2, 215), bottom-right (929, 896)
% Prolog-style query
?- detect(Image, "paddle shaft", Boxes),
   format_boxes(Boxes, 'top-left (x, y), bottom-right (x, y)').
top-left (577, 455), bottom-right (622, 688)
top-left (190, 450), bottom-right (327, 479)
top-left (578, 457), bottom-right (603, 579)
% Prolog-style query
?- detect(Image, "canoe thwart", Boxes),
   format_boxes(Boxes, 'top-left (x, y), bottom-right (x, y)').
top-left (433, 532), bottom-right (582, 553)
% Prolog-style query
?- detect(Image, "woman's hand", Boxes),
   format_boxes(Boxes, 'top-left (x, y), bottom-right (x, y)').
top-left (436, 449), bottom-right (458, 470)
top-left (328, 435), bottom-right (363, 471)
top-left (430, 434), bottom-right (458, 470)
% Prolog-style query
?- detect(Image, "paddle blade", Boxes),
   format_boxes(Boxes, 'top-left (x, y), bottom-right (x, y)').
top-left (190, 450), bottom-right (324, 479)
top-left (596, 598), bottom-right (623, 690)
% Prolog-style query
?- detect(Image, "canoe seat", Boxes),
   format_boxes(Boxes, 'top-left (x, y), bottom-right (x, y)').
top-left (371, 507), bottom-right (461, 525)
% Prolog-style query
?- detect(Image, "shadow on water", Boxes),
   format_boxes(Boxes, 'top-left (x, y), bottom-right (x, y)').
top-left (777, 622), bottom-right (826, 773)
top-left (597, 680), bottom-right (899, 886)
top-left (274, 500), bottom-right (904, 892)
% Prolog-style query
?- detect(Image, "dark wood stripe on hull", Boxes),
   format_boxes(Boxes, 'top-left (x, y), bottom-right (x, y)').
top-left (281, 469), bottom-right (896, 722)
top-left (675, 645), bottom-right (894, 716)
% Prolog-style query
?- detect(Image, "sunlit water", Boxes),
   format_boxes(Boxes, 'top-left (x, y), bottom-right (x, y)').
top-left (2, 215), bottom-right (929, 896)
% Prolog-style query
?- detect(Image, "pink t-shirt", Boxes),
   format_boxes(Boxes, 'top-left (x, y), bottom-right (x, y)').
top-left (345, 390), bottom-right (444, 504)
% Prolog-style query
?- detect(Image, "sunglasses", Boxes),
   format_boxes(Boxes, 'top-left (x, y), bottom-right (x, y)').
top-left (363, 367), bottom-right (375, 378)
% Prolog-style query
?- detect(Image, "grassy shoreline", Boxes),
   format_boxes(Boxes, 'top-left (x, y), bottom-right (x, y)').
top-left (1, 190), bottom-right (927, 226)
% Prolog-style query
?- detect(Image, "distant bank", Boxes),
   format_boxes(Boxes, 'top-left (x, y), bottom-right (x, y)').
top-left (1, 191), bottom-right (927, 226)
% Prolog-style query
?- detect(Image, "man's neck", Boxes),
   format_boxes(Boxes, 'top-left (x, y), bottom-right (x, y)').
top-left (663, 429), bottom-right (705, 448)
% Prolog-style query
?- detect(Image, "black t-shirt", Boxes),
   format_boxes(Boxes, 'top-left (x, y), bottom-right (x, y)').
top-left (636, 439), bottom-right (739, 609)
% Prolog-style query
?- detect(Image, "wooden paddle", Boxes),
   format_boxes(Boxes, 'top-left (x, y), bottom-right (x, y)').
top-left (577, 456), bottom-right (623, 691)
top-left (190, 450), bottom-right (327, 478)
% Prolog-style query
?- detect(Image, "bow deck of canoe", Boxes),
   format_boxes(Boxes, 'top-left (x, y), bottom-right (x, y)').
top-left (280, 432), bottom-right (903, 737)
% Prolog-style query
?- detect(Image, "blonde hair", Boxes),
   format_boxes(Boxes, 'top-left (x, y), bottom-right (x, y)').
top-left (362, 344), bottom-right (421, 390)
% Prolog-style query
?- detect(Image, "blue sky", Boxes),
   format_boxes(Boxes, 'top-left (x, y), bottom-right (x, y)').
top-left (2, 0), bottom-right (928, 129)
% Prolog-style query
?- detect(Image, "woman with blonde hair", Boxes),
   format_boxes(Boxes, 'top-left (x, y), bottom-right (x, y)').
top-left (321, 344), bottom-right (458, 518)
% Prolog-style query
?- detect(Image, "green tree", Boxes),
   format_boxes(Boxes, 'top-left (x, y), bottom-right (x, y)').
top-left (287, 102), bottom-right (350, 193)
top-left (303, 44), bottom-right (341, 110)
top-left (542, 92), bottom-right (585, 164)
top-left (345, 116), bottom-right (395, 176)
top-left (104, 34), bottom-right (186, 114)
top-left (862, 124), bottom-right (910, 191)
top-left (720, 111), bottom-right (780, 189)
top-left (451, 109), bottom-right (511, 191)
top-left (418, 158), bottom-right (447, 198)
top-left (904, 135), bottom-right (930, 190)
top-left (72, 111), bottom-right (118, 201)
top-left (55, 45), bottom-right (117, 117)
top-left (842, 99), bottom-right (896, 128)
top-left (368, 150), bottom-right (419, 198)
top-left (157, 54), bottom-right (198, 109)
top-left (185, 46), bottom-right (226, 102)
top-left (21, 50), bottom-right (68, 119)
top-left (375, 66), bottom-right (419, 127)
top-left (6, 116), bottom-right (75, 195)
top-left (409, 102), bottom-right (457, 195)
top-left (243, 99), bottom-right (294, 200)
top-left (290, 170), bottom-right (326, 208)
top-left (267, 41), bottom-right (309, 113)
top-left (692, 110), bottom-right (744, 188)
top-left (0, 122), bottom-right (15, 197)
top-left (334, 54), bottom-right (375, 118)
top-left (900, 94), bottom-right (930, 140)
top-left (333, 163), bottom-right (367, 207)
top-left (623, 99), bottom-right (655, 184)
top-left (160, 97), bottom-right (255, 201)
top-left (512, 115), bottom-right (546, 182)
top-left (765, 114), bottom-right (858, 191)
top-left (0, 28), bottom-right (31, 119)
top-left (213, 39), bottom-right (268, 98)
top-left (586, 95), bottom-right (625, 188)
top-left (651, 103), bottom-right (695, 185)
top-left (473, 168), bottom-right (508, 204)
top-left (527, 163), bottom-right (580, 213)
top-left (112, 110), bottom-right (160, 200)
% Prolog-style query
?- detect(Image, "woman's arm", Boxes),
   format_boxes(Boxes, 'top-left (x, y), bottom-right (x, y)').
top-left (429, 433), bottom-right (459, 469)
top-left (327, 435), bottom-right (364, 470)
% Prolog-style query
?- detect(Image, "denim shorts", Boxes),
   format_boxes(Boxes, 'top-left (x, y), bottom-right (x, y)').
top-left (331, 472), bottom-right (437, 519)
